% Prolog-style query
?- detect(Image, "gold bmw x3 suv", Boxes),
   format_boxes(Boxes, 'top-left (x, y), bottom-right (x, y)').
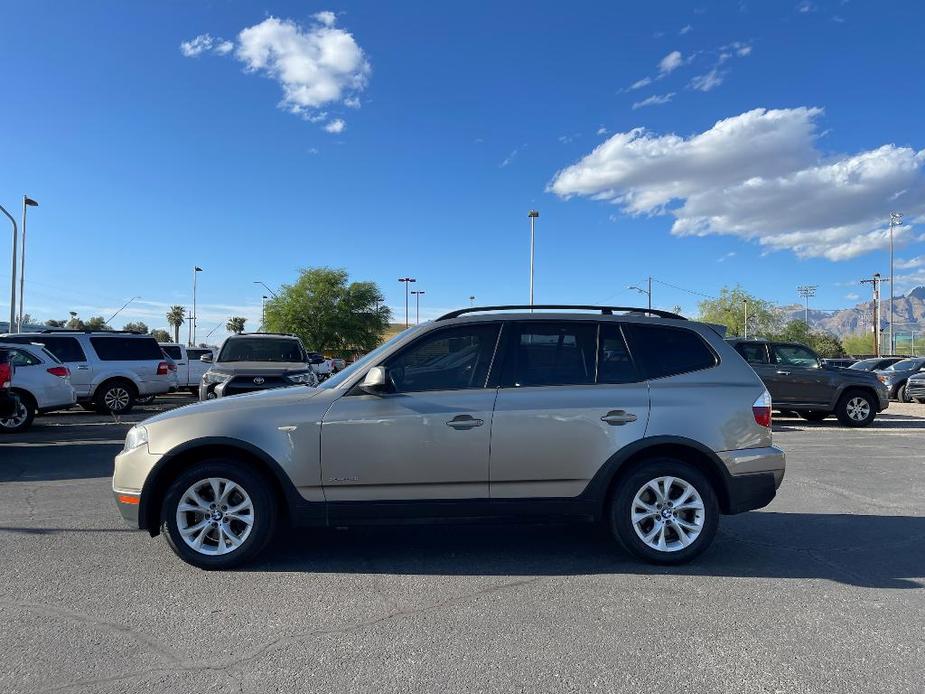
top-left (114, 305), bottom-right (785, 570)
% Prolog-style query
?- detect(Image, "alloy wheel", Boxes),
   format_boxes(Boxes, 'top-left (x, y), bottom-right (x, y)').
top-left (176, 477), bottom-right (254, 556)
top-left (846, 396), bottom-right (871, 422)
top-left (0, 401), bottom-right (28, 429)
top-left (103, 387), bottom-right (131, 412)
top-left (631, 476), bottom-right (705, 552)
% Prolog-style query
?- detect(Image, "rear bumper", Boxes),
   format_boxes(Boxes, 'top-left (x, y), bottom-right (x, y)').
top-left (717, 445), bottom-right (785, 514)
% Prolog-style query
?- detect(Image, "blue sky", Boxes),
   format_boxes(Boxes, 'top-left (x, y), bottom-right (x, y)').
top-left (1, 1), bottom-right (924, 339)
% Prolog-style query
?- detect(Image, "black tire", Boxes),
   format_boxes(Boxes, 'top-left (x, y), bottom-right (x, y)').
top-left (94, 380), bottom-right (135, 414)
top-left (914, 398), bottom-right (925, 405)
top-left (0, 393), bottom-right (35, 433)
top-left (798, 411), bottom-right (829, 422)
top-left (187, 387), bottom-right (199, 396)
top-left (835, 389), bottom-right (877, 427)
top-left (896, 385), bottom-right (910, 403)
top-left (609, 458), bottom-right (719, 565)
top-left (161, 460), bottom-right (277, 570)
top-left (79, 402), bottom-right (97, 412)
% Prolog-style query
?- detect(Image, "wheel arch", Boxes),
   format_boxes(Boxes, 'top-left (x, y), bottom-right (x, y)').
top-left (837, 384), bottom-right (880, 407)
top-left (92, 375), bottom-right (139, 400)
top-left (587, 436), bottom-right (733, 516)
top-left (138, 437), bottom-right (307, 536)
top-left (9, 387), bottom-right (37, 411)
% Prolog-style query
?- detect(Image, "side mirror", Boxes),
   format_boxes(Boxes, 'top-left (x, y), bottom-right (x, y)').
top-left (200, 354), bottom-right (213, 363)
top-left (359, 366), bottom-right (389, 395)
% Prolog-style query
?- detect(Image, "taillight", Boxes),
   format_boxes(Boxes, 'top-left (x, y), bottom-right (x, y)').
top-left (753, 390), bottom-right (772, 428)
top-left (157, 361), bottom-right (170, 376)
top-left (47, 366), bottom-right (70, 378)
top-left (0, 362), bottom-right (10, 388)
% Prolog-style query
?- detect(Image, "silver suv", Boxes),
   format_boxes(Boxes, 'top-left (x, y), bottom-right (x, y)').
top-left (1, 330), bottom-right (172, 413)
top-left (113, 306), bottom-right (785, 569)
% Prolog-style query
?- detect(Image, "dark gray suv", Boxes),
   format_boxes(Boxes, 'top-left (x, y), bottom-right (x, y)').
top-left (728, 338), bottom-right (889, 426)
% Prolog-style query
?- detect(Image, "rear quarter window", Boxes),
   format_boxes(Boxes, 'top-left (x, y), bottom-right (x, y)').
top-left (624, 324), bottom-right (717, 380)
top-left (90, 337), bottom-right (164, 361)
top-left (162, 346), bottom-right (183, 360)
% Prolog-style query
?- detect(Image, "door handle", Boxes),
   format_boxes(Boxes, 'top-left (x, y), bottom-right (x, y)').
top-left (601, 410), bottom-right (638, 425)
top-left (776, 370), bottom-right (791, 375)
top-left (76, 365), bottom-right (89, 370)
top-left (446, 415), bottom-right (484, 429)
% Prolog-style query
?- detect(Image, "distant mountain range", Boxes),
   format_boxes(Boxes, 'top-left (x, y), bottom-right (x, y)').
top-left (783, 286), bottom-right (925, 337)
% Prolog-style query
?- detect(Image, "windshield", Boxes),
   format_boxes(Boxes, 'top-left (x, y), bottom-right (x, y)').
top-left (217, 337), bottom-right (305, 363)
top-left (317, 326), bottom-right (418, 390)
top-left (887, 358), bottom-right (925, 371)
top-left (849, 359), bottom-right (877, 370)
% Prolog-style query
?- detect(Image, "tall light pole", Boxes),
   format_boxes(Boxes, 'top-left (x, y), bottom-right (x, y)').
top-left (190, 266), bottom-right (203, 346)
top-left (743, 298), bottom-right (748, 339)
top-left (888, 212), bottom-right (903, 355)
top-left (106, 296), bottom-right (141, 326)
top-left (411, 290), bottom-right (425, 324)
top-left (797, 285), bottom-right (817, 325)
top-left (1, 203), bottom-right (18, 333)
top-left (627, 282), bottom-right (651, 308)
top-left (398, 277), bottom-right (416, 327)
top-left (253, 280), bottom-right (278, 298)
top-left (17, 196), bottom-right (38, 331)
top-left (528, 210), bottom-right (539, 305)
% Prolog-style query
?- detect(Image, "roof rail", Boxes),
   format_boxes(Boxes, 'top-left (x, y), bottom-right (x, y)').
top-left (36, 329), bottom-right (143, 335)
top-left (435, 305), bottom-right (686, 321)
top-left (239, 332), bottom-right (300, 338)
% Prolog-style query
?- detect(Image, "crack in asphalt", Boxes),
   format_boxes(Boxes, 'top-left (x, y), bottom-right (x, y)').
top-left (35, 575), bottom-right (542, 693)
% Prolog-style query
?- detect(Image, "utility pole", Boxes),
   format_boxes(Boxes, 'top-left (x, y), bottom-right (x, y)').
top-left (648, 276), bottom-right (652, 311)
top-left (743, 298), bottom-right (748, 339)
top-left (190, 266), bottom-right (203, 346)
top-left (888, 212), bottom-right (903, 355)
top-left (528, 210), bottom-right (539, 306)
top-left (797, 285), bottom-right (817, 326)
top-left (398, 277), bottom-right (416, 327)
top-left (861, 274), bottom-right (885, 356)
top-left (1, 203), bottom-right (18, 333)
top-left (410, 290), bottom-right (425, 324)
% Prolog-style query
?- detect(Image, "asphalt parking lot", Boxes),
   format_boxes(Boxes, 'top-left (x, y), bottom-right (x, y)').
top-left (1, 395), bottom-right (923, 693)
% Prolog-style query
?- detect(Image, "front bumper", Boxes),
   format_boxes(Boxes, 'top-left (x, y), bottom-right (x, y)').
top-left (717, 445), bottom-right (786, 514)
top-left (906, 380), bottom-right (925, 399)
top-left (112, 443), bottom-right (163, 528)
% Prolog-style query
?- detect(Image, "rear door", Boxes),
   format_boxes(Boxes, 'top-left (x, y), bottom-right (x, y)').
top-left (162, 345), bottom-right (187, 385)
top-left (36, 336), bottom-right (92, 397)
top-left (733, 342), bottom-right (783, 401)
top-left (769, 343), bottom-right (832, 405)
top-left (489, 320), bottom-right (649, 499)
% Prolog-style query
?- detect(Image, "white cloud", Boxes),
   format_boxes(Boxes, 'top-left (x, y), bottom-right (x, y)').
top-left (845, 293), bottom-right (860, 301)
top-left (629, 76), bottom-right (652, 90)
top-left (896, 256), bottom-right (925, 270)
top-left (548, 107), bottom-right (925, 261)
top-left (180, 34), bottom-right (220, 57)
top-left (313, 11), bottom-right (337, 27)
top-left (558, 133), bottom-right (581, 144)
top-left (717, 251), bottom-right (736, 263)
top-left (632, 92), bottom-right (675, 109)
top-left (182, 13), bottom-right (369, 130)
top-left (690, 67), bottom-right (724, 91)
top-left (797, 1), bottom-right (815, 13)
top-left (679, 24), bottom-right (693, 35)
top-left (500, 145), bottom-right (525, 168)
top-left (597, 126), bottom-right (609, 135)
top-left (659, 50), bottom-right (683, 75)
top-left (324, 118), bottom-right (346, 133)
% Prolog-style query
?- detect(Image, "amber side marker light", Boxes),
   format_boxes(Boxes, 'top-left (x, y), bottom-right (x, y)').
top-left (117, 495), bottom-right (140, 505)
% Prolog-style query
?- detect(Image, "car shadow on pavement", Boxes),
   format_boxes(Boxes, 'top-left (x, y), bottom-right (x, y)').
top-left (0, 441), bottom-right (118, 482)
top-left (249, 512), bottom-right (924, 590)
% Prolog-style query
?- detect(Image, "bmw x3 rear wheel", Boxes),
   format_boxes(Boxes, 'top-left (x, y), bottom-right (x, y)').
top-left (161, 461), bottom-right (277, 570)
top-left (610, 459), bottom-right (718, 564)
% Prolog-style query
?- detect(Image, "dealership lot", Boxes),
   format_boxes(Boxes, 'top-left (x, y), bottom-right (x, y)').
top-left (0, 396), bottom-right (923, 693)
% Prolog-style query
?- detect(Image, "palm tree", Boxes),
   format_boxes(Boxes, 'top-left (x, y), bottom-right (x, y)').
top-left (226, 316), bottom-right (247, 334)
top-left (166, 306), bottom-right (186, 343)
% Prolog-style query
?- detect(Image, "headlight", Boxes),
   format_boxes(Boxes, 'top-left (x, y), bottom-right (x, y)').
top-left (123, 425), bottom-right (148, 452)
top-left (287, 371), bottom-right (316, 385)
top-left (877, 374), bottom-right (889, 384)
top-left (203, 371), bottom-right (232, 385)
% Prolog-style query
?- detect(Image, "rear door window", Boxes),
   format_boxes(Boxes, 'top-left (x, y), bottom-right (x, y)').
top-left (772, 344), bottom-right (820, 368)
top-left (735, 342), bottom-right (770, 365)
top-left (162, 346), bottom-right (183, 360)
top-left (597, 324), bottom-right (640, 384)
top-left (501, 322), bottom-right (597, 387)
top-left (90, 337), bottom-right (164, 361)
top-left (623, 324), bottom-right (718, 380)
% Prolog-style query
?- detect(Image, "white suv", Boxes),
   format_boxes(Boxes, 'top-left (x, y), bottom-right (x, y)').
top-left (0, 330), bottom-right (172, 414)
top-left (0, 341), bottom-right (77, 432)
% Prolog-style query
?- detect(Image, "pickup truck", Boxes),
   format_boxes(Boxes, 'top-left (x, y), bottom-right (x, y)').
top-left (160, 343), bottom-right (214, 394)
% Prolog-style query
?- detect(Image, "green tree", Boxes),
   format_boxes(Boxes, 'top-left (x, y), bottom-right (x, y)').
top-left (264, 267), bottom-right (391, 355)
top-left (697, 286), bottom-right (781, 338)
top-left (84, 316), bottom-right (110, 331)
top-left (65, 315), bottom-right (85, 330)
top-left (226, 317), bottom-right (247, 334)
top-left (123, 321), bottom-right (149, 334)
top-left (841, 332), bottom-right (876, 357)
top-left (150, 328), bottom-right (172, 343)
top-left (769, 320), bottom-right (846, 358)
top-left (45, 319), bottom-right (66, 328)
top-left (166, 306), bottom-right (186, 343)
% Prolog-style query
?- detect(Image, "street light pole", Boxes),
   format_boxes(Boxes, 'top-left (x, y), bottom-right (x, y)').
top-left (18, 196), bottom-right (38, 331)
top-left (261, 295), bottom-right (268, 329)
top-left (190, 266), bottom-right (203, 346)
top-left (528, 210), bottom-right (539, 306)
top-left (1, 203), bottom-right (18, 333)
top-left (888, 212), bottom-right (903, 355)
top-left (106, 296), bottom-right (141, 326)
top-left (411, 290), bottom-right (425, 324)
top-left (398, 277), bottom-right (416, 327)
top-left (743, 298), bottom-right (748, 339)
top-left (469, 295), bottom-right (476, 307)
top-left (253, 281), bottom-right (278, 298)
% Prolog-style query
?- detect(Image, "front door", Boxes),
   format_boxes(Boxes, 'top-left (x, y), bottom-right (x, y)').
top-left (733, 342), bottom-right (785, 401)
top-left (490, 321), bottom-right (649, 499)
top-left (321, 322), bottom-right (501, 504)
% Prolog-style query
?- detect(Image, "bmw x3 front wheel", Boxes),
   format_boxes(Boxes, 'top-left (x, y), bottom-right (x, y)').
top-left (161, 461), bottom-right (277, 569)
